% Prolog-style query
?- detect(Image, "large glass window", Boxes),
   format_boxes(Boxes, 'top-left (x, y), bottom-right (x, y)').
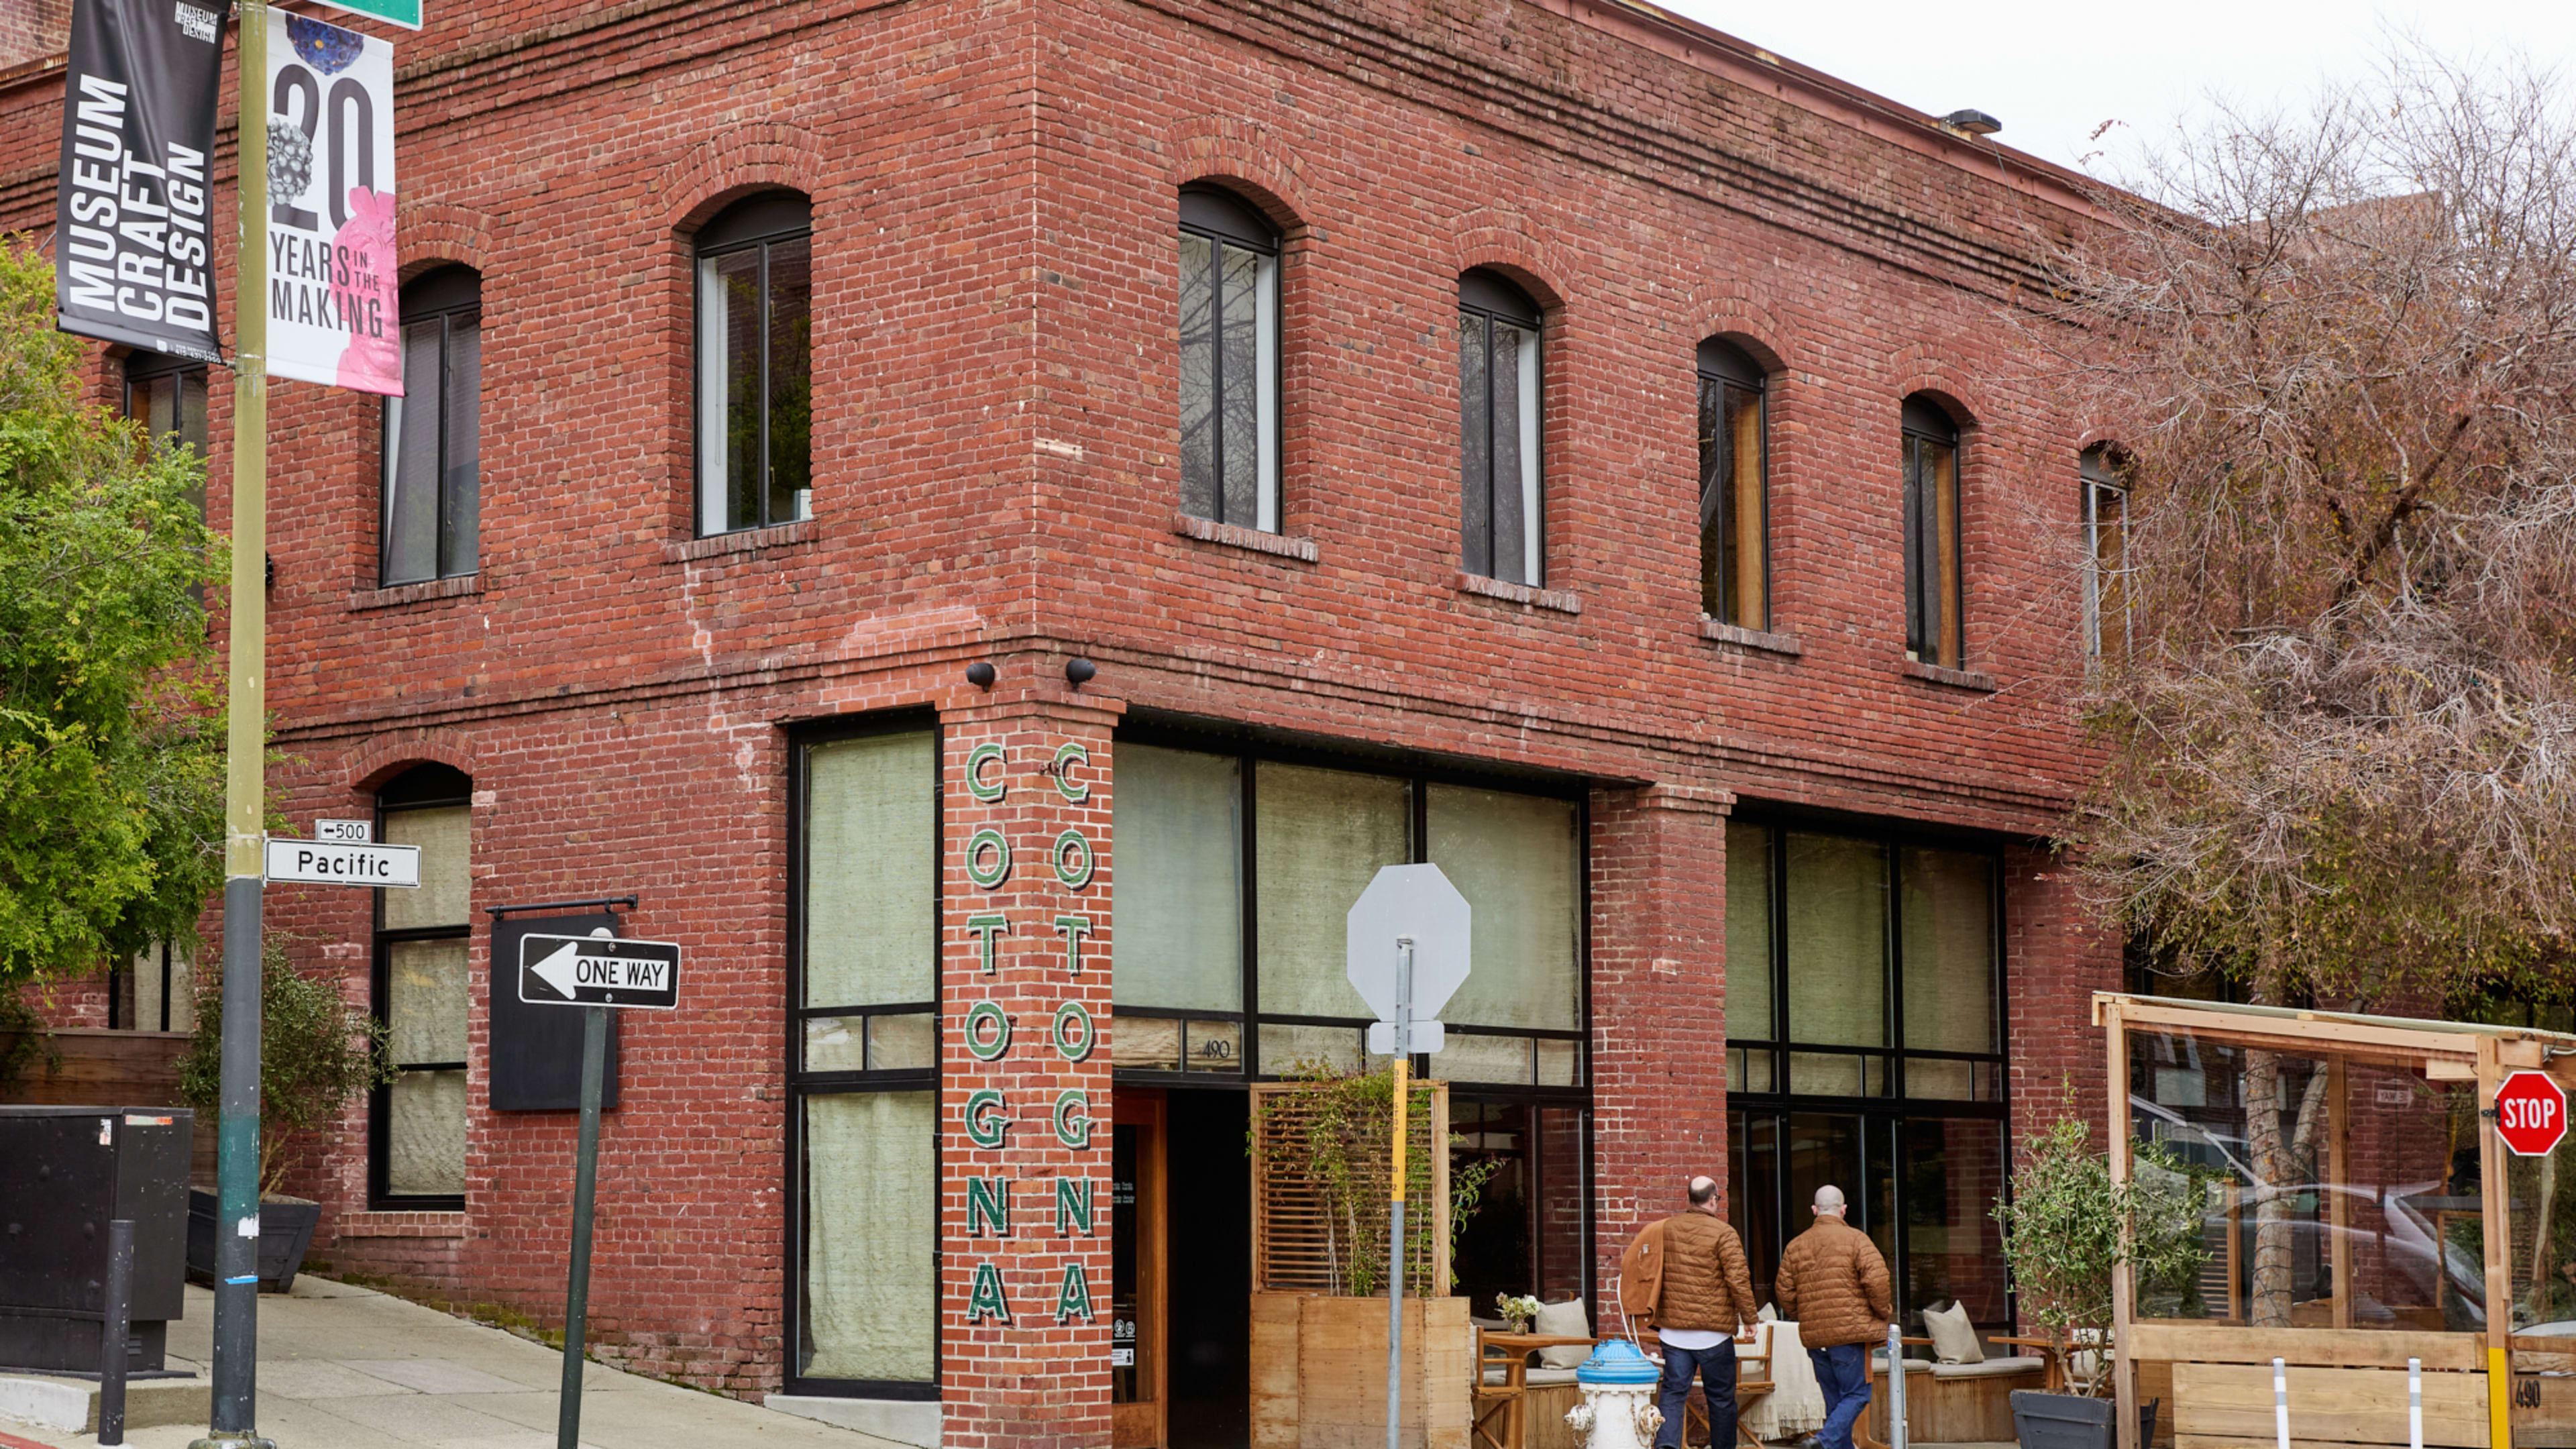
top-left (1726, 818), bottom-right (2004, 1326)
top-left (1902, 397), bottom-right (1964, 668)
top-left (1178, 188), bottom-right (1281, 533)
top-left (1459, 270), bottom-right (1544, 586)
top-left (2082, 444), bottom-right (2131, 669)
top-left (696, 192), bottom-right (813, 537)
top-left (381, 266), bottom-right (482, 586)
top-left (1699, 339), bottom-right (1768, 629)
top-left (790, 721), bottom-right (938, 1393)
top-left (371, 764), bottom-right (473, 1207)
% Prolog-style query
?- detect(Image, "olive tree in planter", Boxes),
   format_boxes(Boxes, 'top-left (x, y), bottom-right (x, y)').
top-left (177, 939), bottom-right (391, 1291)
top-left (1993, 1105), bottom-right (2206, 1449)
top-left (1248, 1063), bottom-right (1501, 1449)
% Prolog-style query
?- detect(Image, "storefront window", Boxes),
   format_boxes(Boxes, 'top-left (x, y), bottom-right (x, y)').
top-left (1727, 818), bottom-right (2004, 1326)
top-left (372, 764), bottom-right (472, 1207)
top-left (792, 722), bottom-right (938, 1392)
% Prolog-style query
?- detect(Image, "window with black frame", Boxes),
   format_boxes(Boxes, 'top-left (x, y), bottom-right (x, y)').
top-left (1723, 818), bottom-right (2006, 1329)
top-left (1902, 396), bottom-right (1964, 668)
top-left (696, 192), bottom-right (812, 537)
top-left (1698, 338), bottom-right (1768, 629)
top-left (789, 720), bottom-right (938, 1396)
top-left (1458, 271), bottom-right (1544, 587)
top-left (382, 266), bottom-right (482, 586)
top-left (122, 350), bottom-right (207, 527)
top-left (1110, 732), bottom-right (1591, 1305)
top-left (1178, 187), bottom-right (1281, 533)
top-left (371, 764), bottom-right (474, 1208)
top-left (2082, 444), bottom-right (2130, 669)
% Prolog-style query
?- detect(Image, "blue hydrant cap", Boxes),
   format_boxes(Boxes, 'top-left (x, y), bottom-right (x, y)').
top-left (1576, 1338), bottom-right (1662, 1385)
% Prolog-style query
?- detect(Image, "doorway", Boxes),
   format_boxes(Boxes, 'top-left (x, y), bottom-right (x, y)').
top-left (1114, 1088), bottom-right (1250, 1449)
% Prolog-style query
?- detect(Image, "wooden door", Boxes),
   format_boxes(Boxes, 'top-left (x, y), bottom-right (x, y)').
top-left (1113, 1091), bottom-right (1169, 1449)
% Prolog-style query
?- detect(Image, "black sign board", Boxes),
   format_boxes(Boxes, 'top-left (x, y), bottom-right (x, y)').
top-left (488, 913), bottom-right (618, 1112)
top-left (518, 933), bottom-right (681, 1011)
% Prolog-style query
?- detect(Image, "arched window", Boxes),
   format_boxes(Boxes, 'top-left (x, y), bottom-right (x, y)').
top-left (382, 266), bottom-right (481, 585)
top-left (1698, 339), bottom-right (1768, 629)
top-left (1178, 187), bottom-right (1281, 532)
top-left (2082, 444), bottom-right (2131, 667)
top-left (696, 192), bottom-right (812, 536)
top-left (1460, 270), bottom-right (1543, 586)
top-left (372, 763), bottom-right (473, 1207)
top-left (1901, 396), bottom-right (1964, 668)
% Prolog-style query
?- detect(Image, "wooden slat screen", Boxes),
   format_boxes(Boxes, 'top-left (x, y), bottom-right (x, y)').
top-left (1251, 1078), bottom-right (1451, 1295)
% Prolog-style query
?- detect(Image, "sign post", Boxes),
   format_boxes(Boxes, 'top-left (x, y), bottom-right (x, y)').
top-left (516, 930), bottom-right (682, 1449)
top-left (2496, 1070), bottom-right (2569, 1158)
top-left (1345, 864), bottom-right (1471, 1449)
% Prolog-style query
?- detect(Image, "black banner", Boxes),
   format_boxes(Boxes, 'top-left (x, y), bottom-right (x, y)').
top-left (55, 0), bottom-right (229, 362)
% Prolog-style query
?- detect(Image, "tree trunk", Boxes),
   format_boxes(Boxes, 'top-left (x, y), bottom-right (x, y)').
top-left (2246, 966), bottom-right (2300, 1326)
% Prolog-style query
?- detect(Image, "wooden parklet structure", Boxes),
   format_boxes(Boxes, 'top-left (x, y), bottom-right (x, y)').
top-left (2098, 994), bottom-right (2576, 1449)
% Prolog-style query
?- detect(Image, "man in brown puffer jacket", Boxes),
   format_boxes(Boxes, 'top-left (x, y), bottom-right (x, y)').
top-left (1774, 1185), bottom-right (1892, 1449)
top-left (1617, 1177), bottom-right (1758, 1449)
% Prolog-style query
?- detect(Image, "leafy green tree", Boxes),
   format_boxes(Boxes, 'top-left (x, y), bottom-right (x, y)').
top-left (177, 938), bottom-right (391, 1195)
top-left (0, 236), bottom-right (225, 988)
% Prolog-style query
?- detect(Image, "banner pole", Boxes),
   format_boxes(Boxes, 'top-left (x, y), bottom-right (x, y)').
top-left (194, 0), bottom-right (272, 1442)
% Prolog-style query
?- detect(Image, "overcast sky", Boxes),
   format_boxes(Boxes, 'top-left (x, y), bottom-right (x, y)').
top-left (1653, 0), bottom-right (2576, 178)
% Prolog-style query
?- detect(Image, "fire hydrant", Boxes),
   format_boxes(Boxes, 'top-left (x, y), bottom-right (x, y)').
top-left (1564, 1339), bottom-right (1662, 1449)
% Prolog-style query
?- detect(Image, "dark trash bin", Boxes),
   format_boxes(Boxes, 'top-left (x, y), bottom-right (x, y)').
top-left (0, 1106), bottom-right (193, 1375)
top-left (184, 1189), bottom-right (321, 1294)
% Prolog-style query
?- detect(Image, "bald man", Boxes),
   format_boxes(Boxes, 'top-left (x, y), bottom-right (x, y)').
top-left (1774, 1186), bottom-right (1892, 1449)
top-left (1617, 1176), bottom-right (1758, 1449)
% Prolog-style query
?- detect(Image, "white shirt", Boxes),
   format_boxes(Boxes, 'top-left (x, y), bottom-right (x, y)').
top-left (1658, 1328), bottom-right (1725, 1350)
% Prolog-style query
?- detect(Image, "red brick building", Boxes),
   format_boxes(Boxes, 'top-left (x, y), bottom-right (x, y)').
top-left (0, 0), bottom-right (2128, 1443)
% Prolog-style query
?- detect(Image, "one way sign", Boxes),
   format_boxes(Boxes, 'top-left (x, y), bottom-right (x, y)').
top-left (519, 934), bottom-right (682, 1010)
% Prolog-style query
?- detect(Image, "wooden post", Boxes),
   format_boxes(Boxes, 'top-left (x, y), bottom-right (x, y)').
top-left (2330, 1056), bottom-right (2352, 1330)
top-left (2110, 1002), bottom-right (2139, 1449)
top-left (2475, 1036), bottom-right (2512, 1449)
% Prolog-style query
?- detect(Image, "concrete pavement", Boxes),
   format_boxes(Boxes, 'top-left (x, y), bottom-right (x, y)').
top-left (0, 1276), bottom-right (906, 1449)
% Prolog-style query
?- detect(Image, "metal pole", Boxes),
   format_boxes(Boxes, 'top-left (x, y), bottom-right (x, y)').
top-left (197, 0), bottom-right (272, 1440)
top-left (1385, 937), bottom-right (1414, 1449)
top-left (2272, 1356), bottom-right (2290, 1449)
top-left (2409, 1357), bottom-right (2423, 1449)
top-left (558, 1004), bottom-right (608, 1449)
top-left (1886, 1324), bottom-right (1907, 1449)
top-left (99, 1218), bottom-right (135, 1446)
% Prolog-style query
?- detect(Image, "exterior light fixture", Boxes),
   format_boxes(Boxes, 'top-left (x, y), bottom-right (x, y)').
top-left (1942, 109), bottom-right (2001, 136)
top-left (965, 662), bottom-right (996, 689)
top-left (1065, 659), bottom-right (1097, 688)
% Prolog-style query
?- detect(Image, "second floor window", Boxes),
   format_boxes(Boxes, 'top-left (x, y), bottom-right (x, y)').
top-left (2082, 444), bottom-right (2131, 668)
top-left (1459, 270), bottom-right (1544, 586)
top-left (1902, 396), bottom-right (1964, 668)
top-left (381, 266), bottom-right (482, 586)
top-left (696, 192), bottom-right (812, 537)
top-left (1178, 188), bottom-right (1281, 532)
top-left (1698, 339), bottom-right (1767, 629)
top-left (123, 350), bottom-right (207, 458)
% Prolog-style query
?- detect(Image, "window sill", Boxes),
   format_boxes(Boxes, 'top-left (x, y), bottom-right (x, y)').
top-left (664, 519), bottom-right (814, 562)
top-left (337, 1210), bottom-right (467, 1238)
top-left (1701, 619), bottom-right (1801, 655)
top-left (1455, 572), bottom-right (1582, 615)
top-left (1171, 511), bottom-right (1319, 562)
top-left (1901, 659), bottom-right (1998, 692)
top-left (347, 574), bottom-right (480, 612)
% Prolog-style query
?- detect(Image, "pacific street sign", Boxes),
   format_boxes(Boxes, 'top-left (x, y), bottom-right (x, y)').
top-left (263, 836), bottom-right (420, 888)
top-left (518, 933), bottom-right (682, 1011)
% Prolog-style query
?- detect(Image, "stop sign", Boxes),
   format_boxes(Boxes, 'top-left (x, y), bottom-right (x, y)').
top-left (2496, 1071), bottom-right (2569, 1157)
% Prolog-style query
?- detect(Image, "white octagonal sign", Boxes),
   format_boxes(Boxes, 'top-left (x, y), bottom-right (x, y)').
top-left (1346, 863), bottom-right (1472, 1025)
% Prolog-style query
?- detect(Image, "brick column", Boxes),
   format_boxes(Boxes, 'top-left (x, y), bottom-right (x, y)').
top-left (1586, 782), bottom-right (1733, 1316)
top-left (2000, 842), bottom-right (2123, 1151)
top-left (940, 699), bottom-right (1120, 1449)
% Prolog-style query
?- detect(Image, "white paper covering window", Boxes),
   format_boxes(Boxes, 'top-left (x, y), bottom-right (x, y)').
top-left (1110, 745), bottom-right (1244, 1012)
top-left (800, 1091), bottom-right (936, 1381)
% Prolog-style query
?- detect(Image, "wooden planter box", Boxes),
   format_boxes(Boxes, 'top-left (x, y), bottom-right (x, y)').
top-left (1251, 1293), bottom-right (1472, 1449)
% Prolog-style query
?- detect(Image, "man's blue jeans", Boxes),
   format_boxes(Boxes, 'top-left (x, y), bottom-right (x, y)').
top-left (1808, 1343), bottom-right (1872, 1449)
top-left (1654, 1339), bottom-right (1737, 1449)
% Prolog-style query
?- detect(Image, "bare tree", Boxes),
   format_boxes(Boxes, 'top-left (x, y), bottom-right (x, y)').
top-left (2033, 52), bottom-right (2576, 1323)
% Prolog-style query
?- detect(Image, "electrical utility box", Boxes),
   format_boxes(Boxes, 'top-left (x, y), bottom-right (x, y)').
top-left (0, 1106), bottom-right (193, 1375)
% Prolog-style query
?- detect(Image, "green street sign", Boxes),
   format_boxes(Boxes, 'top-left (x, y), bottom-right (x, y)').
top-left (305, 0), bottom-right (421, 30)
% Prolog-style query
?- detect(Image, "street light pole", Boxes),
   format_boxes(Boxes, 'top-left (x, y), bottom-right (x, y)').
top-left (192, 0), bottom-right (274, 1442)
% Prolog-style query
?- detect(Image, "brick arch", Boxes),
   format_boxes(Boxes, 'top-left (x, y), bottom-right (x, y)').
top-left (399, 201), bottom-right (502, 284)
top-left (344, 733), bottom-right (480, 795)
top-left (1164, 116), bottom-right (1316, 237)
top-left (1449, 211), bottom-right (1573, 314)
top-left (654, 121), bottom-right (828, 235)
top-left (1888, 345), bottom-right (2000, 437)
top-left (1682, 285), bottom-right (1795, 377)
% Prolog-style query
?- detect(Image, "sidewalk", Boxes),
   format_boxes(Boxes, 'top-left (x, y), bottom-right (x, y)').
top-left (0, 1277), bottom-right (905, 1449)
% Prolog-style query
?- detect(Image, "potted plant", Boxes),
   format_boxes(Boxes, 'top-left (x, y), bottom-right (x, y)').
top-left (1247, 1063), bottom-right (1500, 1449)
top-left (1993, 1099), bottom-right (2206, 1449)
top-left (177, 939), bottom-right (391, 1291)
top-left (1495, 1293), bottom-right (1541, 1334)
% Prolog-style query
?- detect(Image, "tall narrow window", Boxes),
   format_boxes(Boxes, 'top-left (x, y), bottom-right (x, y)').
top-left (1459, 270), bottom-right (1544, 586)
top-left (1698, 339), bottom-right (1768, 628)
top-left (1902, 397), bottom-right (1964, 668)
top-left (2082, 444), bottom-right (2131, 668)
top-left (123, 350), bottom-right (207, 525)
top-left (1178, 188), bottom-right (1281, 532)
top-left (381, 266), bottom-right (482, 586)
top-left (696, 192), bottom-right (813, 537)
top-left (372, 764), bottom-right (473, 1208)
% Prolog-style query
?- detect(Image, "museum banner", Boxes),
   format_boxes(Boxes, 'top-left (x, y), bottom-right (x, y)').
top-left (263, 9), bottom-right (400, 395)
top-left (54, 0), bottom-right (229, 363)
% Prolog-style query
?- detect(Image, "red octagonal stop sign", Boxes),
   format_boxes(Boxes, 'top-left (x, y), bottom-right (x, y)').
top-left (2496, 1070), bottom-right (2569, 1157)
